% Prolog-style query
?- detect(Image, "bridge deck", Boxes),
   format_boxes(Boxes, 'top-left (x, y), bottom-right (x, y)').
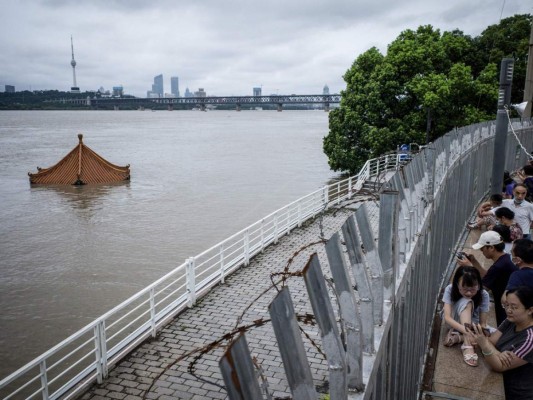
top-left (79, 199), bottom-right (377, 400)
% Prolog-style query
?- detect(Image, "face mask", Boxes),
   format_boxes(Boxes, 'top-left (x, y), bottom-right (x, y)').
top-left (515, 198), bottom-right (524, 205)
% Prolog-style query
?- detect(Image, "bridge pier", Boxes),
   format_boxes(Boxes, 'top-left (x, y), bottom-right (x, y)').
top-left (277, 103), bottom-right (283, 112)
top-left (113, 105), bottom-right (119, 111)
top-left (168, 104), bottom-right (173, 111)
top-left (324, 102), bottom-right (330, 112)
top-left (236, 103), bottom-right (241, 112)
top-left (200, 104), bottom-right (206, 112)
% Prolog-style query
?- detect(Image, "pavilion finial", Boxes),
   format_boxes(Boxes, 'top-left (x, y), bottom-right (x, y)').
top-left (78, 134), bottom-right (83, 143)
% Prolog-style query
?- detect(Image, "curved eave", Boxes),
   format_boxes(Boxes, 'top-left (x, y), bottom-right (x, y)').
top-left (28, 140), bottom-right (130, 185)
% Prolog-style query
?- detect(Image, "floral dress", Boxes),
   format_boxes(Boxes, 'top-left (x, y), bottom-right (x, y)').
top-left (509, 223), bottom-right (523, 241)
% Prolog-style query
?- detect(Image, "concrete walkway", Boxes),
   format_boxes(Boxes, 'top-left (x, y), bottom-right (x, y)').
top-left (80, 200), bottom-right (375, 400)
top-left (428, 227), bottom-right (505, 400)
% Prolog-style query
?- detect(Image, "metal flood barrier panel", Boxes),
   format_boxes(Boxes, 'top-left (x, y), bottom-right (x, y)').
top-left (218, 119), bottom-right (533, 400)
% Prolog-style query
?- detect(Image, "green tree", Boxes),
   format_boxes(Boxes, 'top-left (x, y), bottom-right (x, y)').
top-left (324, 15), bottom-right (531, 174)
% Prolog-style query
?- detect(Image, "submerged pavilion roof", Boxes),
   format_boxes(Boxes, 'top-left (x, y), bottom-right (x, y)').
top-left (28, 134), bottom-right (130, 185)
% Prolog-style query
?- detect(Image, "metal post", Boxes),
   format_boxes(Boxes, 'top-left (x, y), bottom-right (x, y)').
top-left (260, 219), bottom-right (265, 252)
top-left (268, 287), bottom-right (317, 400)
top-left (378, 191), bottom-right (400, 296)
top-left (523, 24), bottom-right (533, 118)
top-left (341, 215), bottom-right (375, 353)
top-left (150, 288), bottom-right (156, 337)
top-left (355, 204), bottom-right (384, 325)
top-left (219, 245), bottom-right (225, 283)
top-left (244, 229), bottom-right (250, 266)
top-left (219, 334), bottom-right (263, 400)
top-left (39, 361), bottom-right (49, 400)
top-left (297, 201), bottom-right (302, 227)
top-left (325, 234), bottom-right (364, 391)
top-left (186, 257), bottom-right (196, 307)
top-left (490, 58), bottom-right (514, 195)
top-left (274, 213), bottom-right (279, 244)
top-left (94, 321), bottom-right (108, 383)
top-left (323, 185), bottom-right (329, 209)
top-left (303, 254), bottom-right (347, 399)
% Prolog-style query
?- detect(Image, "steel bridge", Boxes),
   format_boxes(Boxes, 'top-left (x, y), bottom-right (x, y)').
top-left (84, 94), bottom-right (341, 111)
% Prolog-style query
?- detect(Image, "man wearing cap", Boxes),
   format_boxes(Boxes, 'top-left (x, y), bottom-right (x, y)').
top-left (498, 183), bottom-right (533, 239)
top-left (458, 230), bottom-right (518, 325)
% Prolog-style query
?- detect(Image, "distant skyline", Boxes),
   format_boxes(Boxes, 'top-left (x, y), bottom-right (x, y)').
top-left (0, 0), bottom-right (531, 97)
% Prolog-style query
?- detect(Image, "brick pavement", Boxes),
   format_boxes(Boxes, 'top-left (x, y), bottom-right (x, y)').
top-left (80, 200), bottom-right (377, 400)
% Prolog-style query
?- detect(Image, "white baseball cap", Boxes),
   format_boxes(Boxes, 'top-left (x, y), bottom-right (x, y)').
top-left (472, 231), bottom-right (503, 250)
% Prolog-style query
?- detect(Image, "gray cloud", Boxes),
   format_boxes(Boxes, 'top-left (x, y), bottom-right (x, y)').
top-left (0, 0), bottom-right (530, 96)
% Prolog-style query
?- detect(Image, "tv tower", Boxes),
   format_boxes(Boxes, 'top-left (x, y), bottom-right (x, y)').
top-left (70, 35), bottom-right (80, 93)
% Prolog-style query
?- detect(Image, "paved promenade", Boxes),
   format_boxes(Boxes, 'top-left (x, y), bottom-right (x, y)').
top-left (80, 199), bottom-right (377, 400)
top-left (427, 227), bottom-right (505, 399)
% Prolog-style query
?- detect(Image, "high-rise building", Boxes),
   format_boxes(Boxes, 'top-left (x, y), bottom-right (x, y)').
top-left (253, 87), bottom-right (262, 96)
top-left (323, 84), bottom-right (329, 95)
top-left (70, 36), bottom-right (80, 93)
top-left (184, 88), bottom-right (193, 98)
top-left (170, 77), bottom-right (180, 97)
top-left (152, 74), bottom-right (163, 97)
top-left (112, 86), bottom-right (124, 97)
top-left (194, 88), bottom-right (206, 97)
top-left (5, 85), bottom-right (15, 93)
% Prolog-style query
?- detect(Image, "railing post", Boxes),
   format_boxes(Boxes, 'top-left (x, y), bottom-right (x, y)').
top-left (219, 245), bottom-right (225, 283)
top-left (337, 181), bottom-right (341, 204)
top-left (274, 213), bottom-right (279, 244)
top-left (348, 177), bottom-right (353, 199)
top-left (94, 321), bottom-right (108, 384)
top-left (39, 360), bottom-right (49, 400)
top-left (186, 257), bottom-right (196, 307)
top-left (323, 185), bottom-right (329, 210)
top-left (150, 288), bottom-right (156, 337)
top-left (260, 219), bottom-right (265, 251)
top-left (297, 201), bottom-right (302, 227)
top-left (244, 229), bottom-right (250, 266)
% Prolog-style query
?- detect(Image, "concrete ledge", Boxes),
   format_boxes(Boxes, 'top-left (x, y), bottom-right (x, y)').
top-left (427, 228), bottom-right (505, 400)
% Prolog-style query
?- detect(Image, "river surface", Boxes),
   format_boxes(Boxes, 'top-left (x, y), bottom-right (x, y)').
top-left (0, 110), bottom-right (336, 379)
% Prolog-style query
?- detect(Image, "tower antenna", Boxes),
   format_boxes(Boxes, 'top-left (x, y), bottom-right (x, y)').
top-left (70, 35), bottom-right (80, 93)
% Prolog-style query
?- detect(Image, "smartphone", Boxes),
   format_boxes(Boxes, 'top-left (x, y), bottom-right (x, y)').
top-left (464, 323), bottom-right (491, 336)
top-left (456, 252), bottom-right (466, 260)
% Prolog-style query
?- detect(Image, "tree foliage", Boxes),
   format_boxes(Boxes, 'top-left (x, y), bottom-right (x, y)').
top-left (324, 14), bottom-right (532, 174)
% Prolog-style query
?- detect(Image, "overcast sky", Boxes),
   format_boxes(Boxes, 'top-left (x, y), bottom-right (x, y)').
top-left (0, 0), bottom-right (531, 97)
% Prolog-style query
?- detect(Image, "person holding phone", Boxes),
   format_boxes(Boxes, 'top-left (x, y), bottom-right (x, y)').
top-left (457, 230), bottom-right (518, 325)
top-left (442, 266), bottom-right (490, 367)
top-left (466, 286), bottom-right (533, 399)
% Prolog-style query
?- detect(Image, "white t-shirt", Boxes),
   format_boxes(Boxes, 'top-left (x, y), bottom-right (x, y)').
top-left (442, 284), bottom-right (490, 323)
top-left (499, 199), bottom-right (533, 236)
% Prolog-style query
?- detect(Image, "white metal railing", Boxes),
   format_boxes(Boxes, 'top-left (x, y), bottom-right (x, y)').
top-left (0, 152), bottom-right (407, 400)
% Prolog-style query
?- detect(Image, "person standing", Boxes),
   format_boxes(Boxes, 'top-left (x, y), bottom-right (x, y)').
top-left (499, 184), bottom-right (533, 239)
top-left (503, 239), bottom-right (533, 300)
top-left (458, 231), bottom-right (518, 325)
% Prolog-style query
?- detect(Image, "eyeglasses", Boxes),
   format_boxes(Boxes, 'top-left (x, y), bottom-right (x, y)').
top-left (502, 304), bottom-right (522, 312)
top-left (459, 286), bottom-right (479, 293)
